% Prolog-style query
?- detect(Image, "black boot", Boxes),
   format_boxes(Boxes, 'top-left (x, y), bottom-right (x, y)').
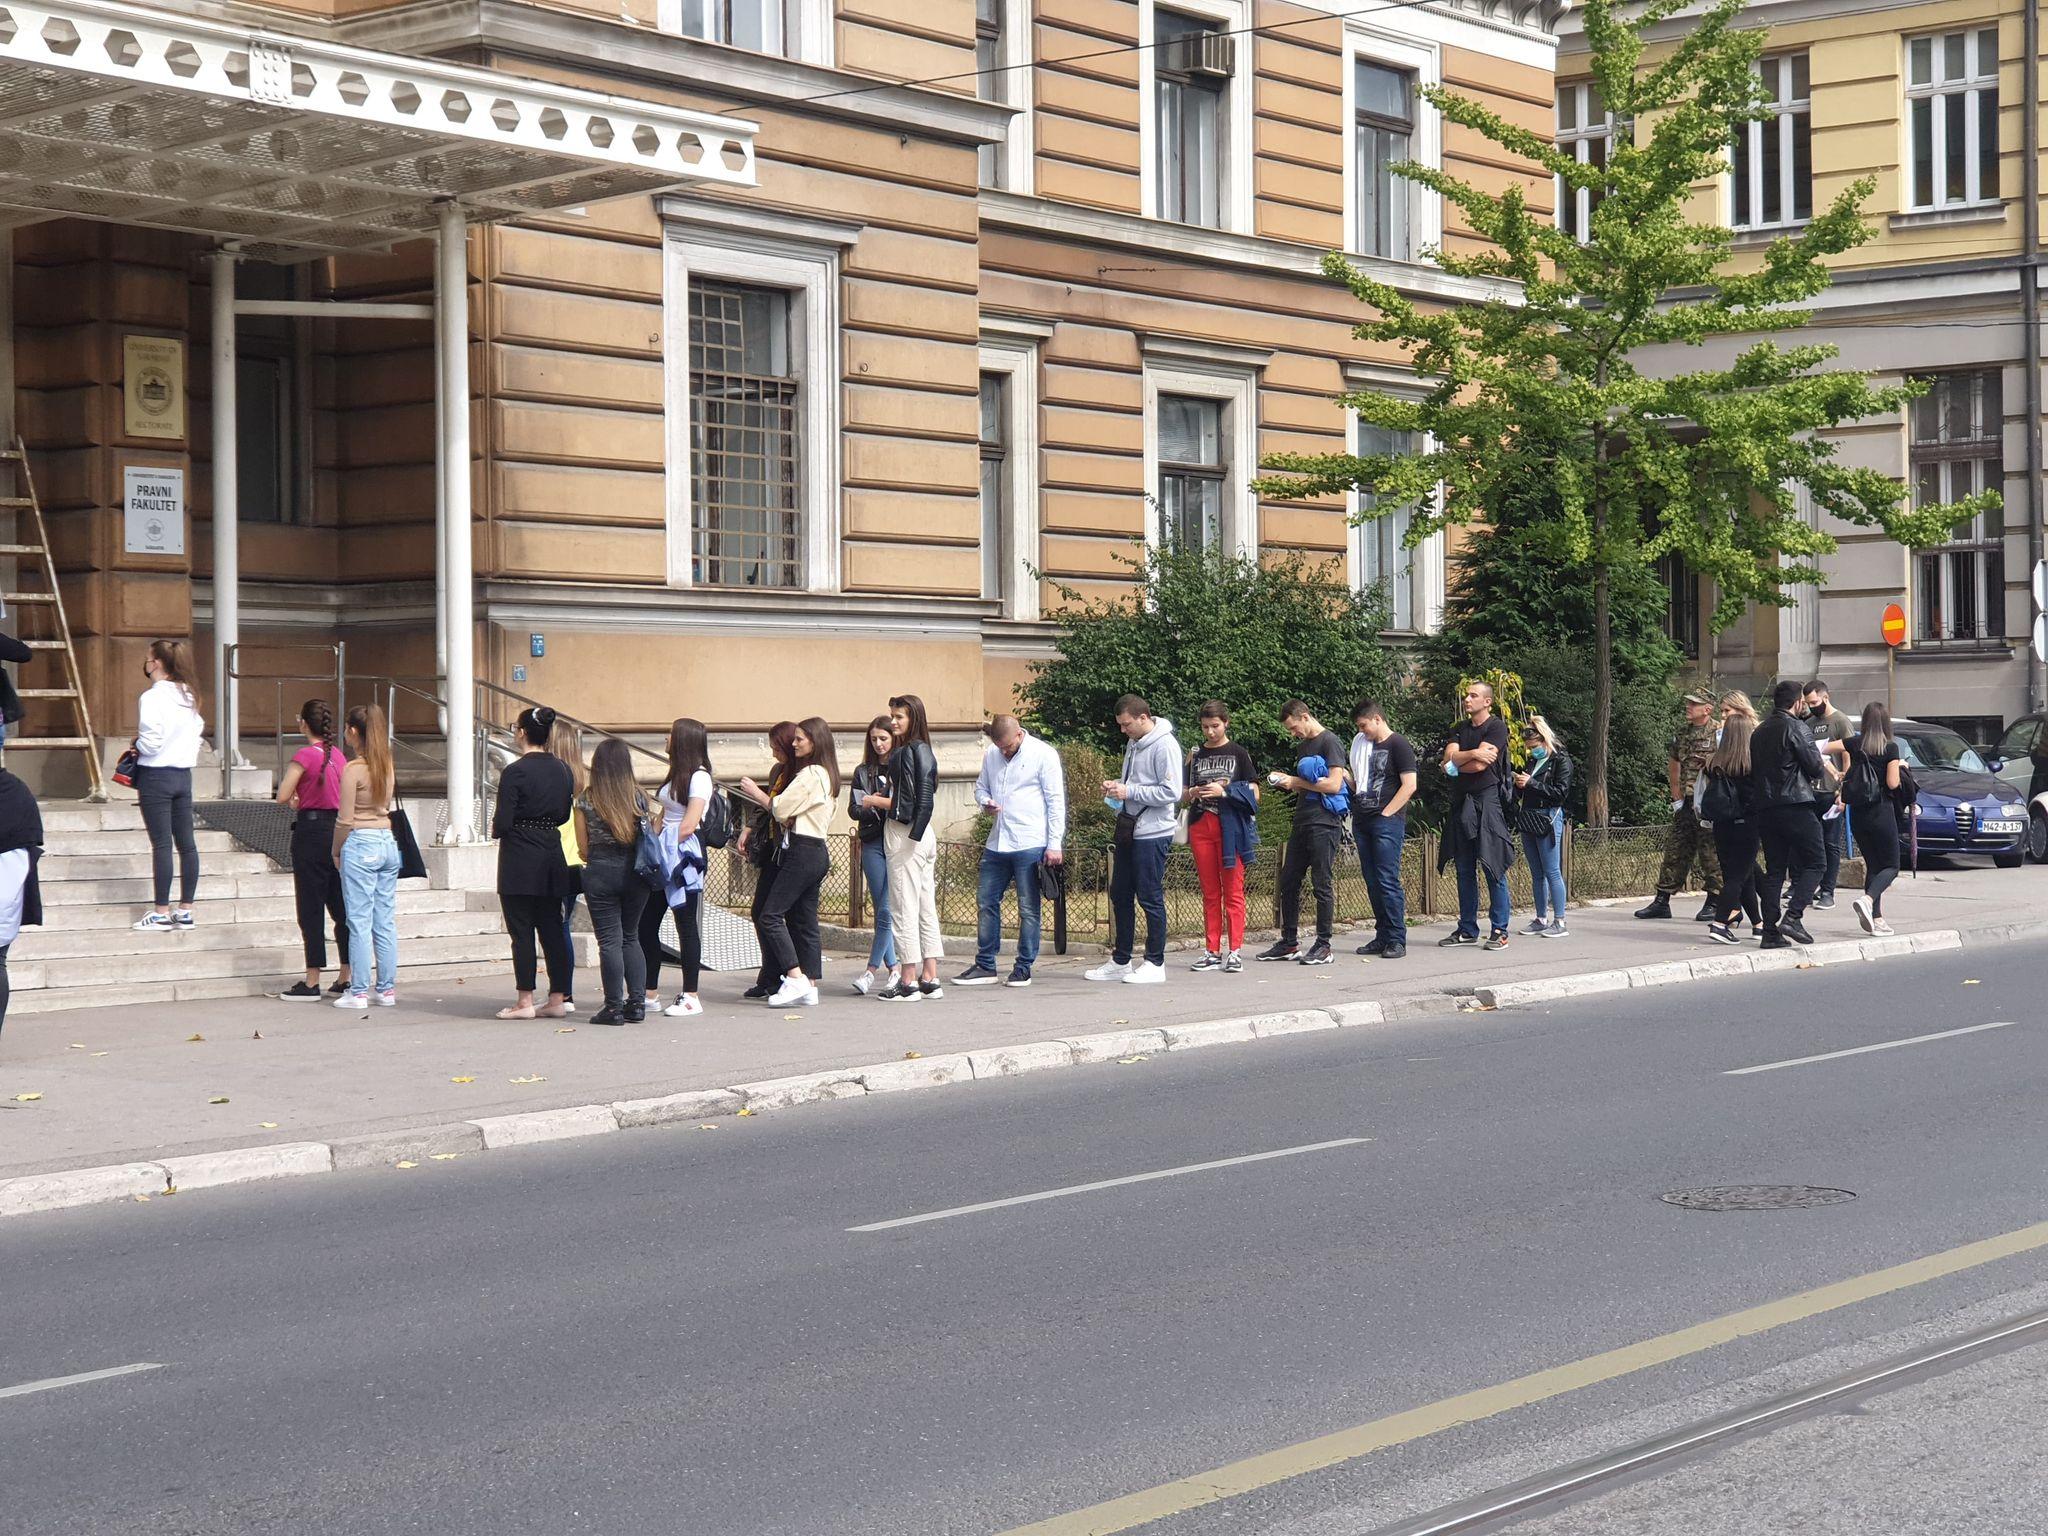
top-left (1635, 893), bottom-right (1673, 919)
top-left (1693, 899), bottom-right (1718, 922)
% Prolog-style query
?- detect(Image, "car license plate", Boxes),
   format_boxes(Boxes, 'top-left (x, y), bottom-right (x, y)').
top-left (1982, 820), bottom-right (2023, 835)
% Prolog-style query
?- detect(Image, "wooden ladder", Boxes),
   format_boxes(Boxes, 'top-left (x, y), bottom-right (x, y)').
top-left (0, 437), bottom-right (105, 799)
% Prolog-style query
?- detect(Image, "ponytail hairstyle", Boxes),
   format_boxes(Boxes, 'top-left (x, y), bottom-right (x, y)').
top-left (887, 693), bottom-right (931, 749)
top-left (861, 715), bottom-right (895, 773)
top-left (515, 704), bottom-right (556, 750)
top-left (585, 737), bottom-right (644, 846)
top-left (765, 720), bottom-right (800, 797)
top-left (548, 717), bottom-right (587, 795)
top-left (149, 638), bottom-right (202, 715)
top-left (662, 717), bottom-right (712, 805)
top-left (346, 703), bottom-right (394, 807)
top-left (299, 698), bottom-right (337, 779)
top-left (796, 716), bottom-right (842, 797)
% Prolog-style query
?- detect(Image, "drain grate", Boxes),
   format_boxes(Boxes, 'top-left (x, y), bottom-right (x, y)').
top-left (1660, 1185), bottom-right (1858, 1211)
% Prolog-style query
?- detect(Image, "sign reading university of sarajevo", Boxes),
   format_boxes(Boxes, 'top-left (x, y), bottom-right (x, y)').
top-left (122, 335), bottom-right (186, 441)
top-left (123, 466), bottom-right (185, 556)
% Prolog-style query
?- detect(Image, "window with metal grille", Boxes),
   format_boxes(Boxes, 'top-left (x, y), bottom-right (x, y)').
top-left (1906, 29), bottom-right (1999, 210)
top-left (980, 372), bottom-right (1008, 600)
top-left (1158, 394), bottom-right (1226, 550)
top-left (1355, 423), bottom-right (1419, 630)
top-left (689, 281), bottom-right (801, 589)
top-left (676, 0), bottom-right (784, 53)
top-left (1157, 11), bottom-right (1226, 228)
top-left (1355, 61), bottom-right (1414, 260)
top-left (1656, 550), bottom-right (1701, 660)
top-left (1911, 370), bottom-right (2006, 643)
top-left (1732, 54), bottom-right (1811, 229)
top-left (1555, 81), bottom-right (1609, 241)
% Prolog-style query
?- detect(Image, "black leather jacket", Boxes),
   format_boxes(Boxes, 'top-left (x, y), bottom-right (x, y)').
top-left (1520, 747), bottom-right (1573, 811)
top-left (1751, 710), bottom-right (1825, 811)
top-left (886, 739), bottom-right (939, 840)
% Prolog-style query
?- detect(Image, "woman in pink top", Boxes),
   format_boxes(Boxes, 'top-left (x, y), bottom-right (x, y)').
top-left (274, 698), bottom-right (351, 1001)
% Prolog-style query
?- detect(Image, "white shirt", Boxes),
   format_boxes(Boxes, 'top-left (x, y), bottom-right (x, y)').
top-left (1348, 732), bottom-right (1374, 800)
top-left (975, 733), bottom-right (1066, 855)
top-left (136, 679), bottom-right (204, 768)
top-left (0, 847), bottom-right (26, 945)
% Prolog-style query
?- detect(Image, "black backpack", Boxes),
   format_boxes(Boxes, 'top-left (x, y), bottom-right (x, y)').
top-left (1843, 753), bottom-right (1884, 808)
top-left (696, 787), bottom-right (734, 850)
top-left (1701, 771), bottom-right (1744, 824)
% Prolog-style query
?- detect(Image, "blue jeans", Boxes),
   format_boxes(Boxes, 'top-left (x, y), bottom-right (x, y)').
top-left (975, 846), bottom-right (1045, 973)
top-left (1521, 808), bottom-right (1566, 921)
top-left (1111, 836), bottom-right (1170, 967)
top-left (1455, 842), bottom-right (1512, 939)
top-left (1353, 809), bottom-right (1407, 947)
top-left (860, 837), bottom-right (896, 970)
top-left (340, 828), bottom-right (401, 995)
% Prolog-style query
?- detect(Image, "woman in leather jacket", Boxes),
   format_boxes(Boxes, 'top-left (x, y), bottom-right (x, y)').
top-left (863, 693), bottom-right (944, 1000)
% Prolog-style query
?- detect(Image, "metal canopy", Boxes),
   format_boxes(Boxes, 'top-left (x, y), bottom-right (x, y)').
top-left (0, 0), bottom-right (757, 255)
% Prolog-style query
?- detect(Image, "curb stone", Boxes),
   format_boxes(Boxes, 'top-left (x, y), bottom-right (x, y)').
top-left (0, 915), bottom-right (2027, 1221)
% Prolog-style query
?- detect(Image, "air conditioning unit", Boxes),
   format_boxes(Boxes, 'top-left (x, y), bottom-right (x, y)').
top-left (1160, 30), bottom-right (1235, 77)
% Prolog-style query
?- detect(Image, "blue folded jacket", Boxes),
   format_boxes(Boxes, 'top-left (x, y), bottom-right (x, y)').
top-left (1296, 754), bottom-right (1351, 818)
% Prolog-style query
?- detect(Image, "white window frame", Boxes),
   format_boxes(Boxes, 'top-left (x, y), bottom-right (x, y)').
top-left (1729, 52), bottom-right (1811, 232)
top-left (1142, 362), bottom-right (1258, 558)
top-left (1342, 373), bottom-right (1442, 634)
top-left (1904, 28), bottom-right (2000, 212)
top-left (977, 337), bottom-right (1041, 620)
top-left (1138, 0), bottom-right (1255, 235)
top-left (977, 0), bottom-right (1034, 194)
top-left (1343, 27), bottom-right (1441, 264)
top-left (656, 0), bottom-right (833, 65)
top-left (661, 212), bottom-right (849, 593)
top-left (1555, 79), bottom-right (1611, 242)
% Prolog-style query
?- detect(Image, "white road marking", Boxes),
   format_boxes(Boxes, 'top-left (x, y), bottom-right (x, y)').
top-left (1725, 1022), bottom-right (2016, 1077)
top-left (0, 1362), bottom-right (163, 1401)
top-left (848, 1138), bottom-right (1371, 1232)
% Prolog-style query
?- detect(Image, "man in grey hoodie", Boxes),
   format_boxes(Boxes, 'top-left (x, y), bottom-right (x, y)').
top-left (1088, 694), bottom-right (1184, 985)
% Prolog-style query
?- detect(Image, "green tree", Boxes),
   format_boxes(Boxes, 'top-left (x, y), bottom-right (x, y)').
top-left (1256, 0), bottom-right (1993, 825)
top-left (1020, 540), bottom-right (1397, 773)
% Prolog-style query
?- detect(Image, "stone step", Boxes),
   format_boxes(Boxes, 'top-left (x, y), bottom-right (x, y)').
top-left (5, 957), bottom-right (550, 1016)
top-left (41, 804), bottom-right (148, 834)
top-left (47, 829), bottom-right (243, 856)
top-left (27, 887), bottom-right (471, 931)
top-left (18, 907), bottom-right (503, 959)
top-left (39, 871), bottom-right (304, 905)
top-left (42, 850), bottom-right (283, 882)
top-left (14, 931), bottom-right (551, 991)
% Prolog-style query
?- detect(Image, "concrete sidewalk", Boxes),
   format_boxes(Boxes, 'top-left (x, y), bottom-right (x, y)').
top-left (1, 860), bottom-right (2041, 1184)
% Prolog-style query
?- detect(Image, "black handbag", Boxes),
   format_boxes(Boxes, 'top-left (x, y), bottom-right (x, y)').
top-left (1515, 801), bottom-right (1555, 840)
top-left (389, 806), bottom-right (429, 880)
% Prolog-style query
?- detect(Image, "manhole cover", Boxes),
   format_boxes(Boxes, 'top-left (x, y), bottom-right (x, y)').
top-left (1660, 1185), bottom-right (1858, 1211)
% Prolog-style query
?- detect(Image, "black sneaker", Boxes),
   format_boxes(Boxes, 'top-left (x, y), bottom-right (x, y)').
top-left (280, 981), bottom-right (323, 1002)
top-left (1438, 932), bottom-right (1479, 947)
top-left (1357, 938), bottom-right (1388, 956)
top-left (589, 1004), bottom-right (627, 1025)
top-left (1004, 968), bottom-right (1033, 988)
top-left (1693, 900), bottom-right (1719, 922)
top-left (1299, 940), bottom-right (1334, 966)
top-left (326, 978), bottom-right (349, 996)
top-left (1256, 940), bottom-right (1300, 962)
top-left (742, 983), bottom-right (773, 1000)
top-left (1190, 952), bottom-right (1223, 972)
top-left (1760, 930), bottom-right (1792, 949)
top-left (917, 980), bottom-right (944, 1000)
top-left (1379, 944), bottom-right (1407, 959)
top-left (1634, 895), bottom-right (1672, 919)
top-left (1707, 922), bottom-right (1740, 946)
top-left (1812, 893), bottom-right (1836, 911)
top-left (954, 965), bottom-right (1001, 987)
top-left (623, 1004), bottom-right (646, 1023)
top-left (877, 978), bottom-right (921, 1002)
top-left (1483, 931), bottom-right (1510, 952)
top-left (1780, 916), bottom-right (1815, 945)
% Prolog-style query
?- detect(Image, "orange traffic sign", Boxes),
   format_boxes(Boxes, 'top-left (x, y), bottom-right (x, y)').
top-left (1881, 602), bottom-right (1907, 647)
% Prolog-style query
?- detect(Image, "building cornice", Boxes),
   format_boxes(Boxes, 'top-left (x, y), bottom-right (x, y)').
top-left (1558, 0), bottom-right (1928, 48)
top-left (333, 0), bottom-right (1014, 146)
top-left (980, 192), bottom-right (1523, 307)
top-left (480, 581), bottom-right (999, 636)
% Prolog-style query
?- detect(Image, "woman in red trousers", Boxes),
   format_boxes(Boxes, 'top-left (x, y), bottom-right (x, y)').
top-left (1183, 700), bottom-right (1260, 972)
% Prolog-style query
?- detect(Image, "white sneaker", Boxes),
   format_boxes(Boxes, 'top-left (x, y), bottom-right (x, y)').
top-left (333, 993), bottom-right (370, 1011)
top-left (664, 994), bottom-right (703, 1018)
top-left (560, 1001), bottom-right (577, 1015)
top-left (1872, 917), bottom-right (1894, 936)
top-left (1121, 961), bottom-right (1166, 986)
top-left (1085, 959), bottom-right (1133, 982)
top-left (132, 911), bottom-right (175, 932)
top-left (1851, 896), bottom-right (1874, 935)
top-left (768, 977), bottom-right (818, 1008)
top-left (850, 969), bottom-right (875, 996)
top-left (375, 988), bottom-right (397, 1008)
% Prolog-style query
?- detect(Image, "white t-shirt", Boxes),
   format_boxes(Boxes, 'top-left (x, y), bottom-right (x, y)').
top-left (0, 847), bottom-right (29, 945)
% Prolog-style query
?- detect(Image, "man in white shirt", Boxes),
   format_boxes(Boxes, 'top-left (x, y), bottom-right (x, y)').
top-left (955, 715), bottom-right (1066, 988)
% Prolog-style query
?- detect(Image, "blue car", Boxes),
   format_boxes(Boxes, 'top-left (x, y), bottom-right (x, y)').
top-left (1892, 719), bottom-right (2027, 868)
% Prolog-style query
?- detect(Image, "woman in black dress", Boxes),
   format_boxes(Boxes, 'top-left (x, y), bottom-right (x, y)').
top-left (494, 705), bottom-right (577, 1019)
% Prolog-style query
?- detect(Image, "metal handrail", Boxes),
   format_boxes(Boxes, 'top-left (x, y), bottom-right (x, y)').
top-left (473, 679), bottom-right (672, 772)
top-left (224, 640), bottom-right (344, 798)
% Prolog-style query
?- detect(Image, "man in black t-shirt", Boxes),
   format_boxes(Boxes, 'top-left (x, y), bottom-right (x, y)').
top-left (1441, 681), bottom-right (1514, 947)
top-left (1347, 700), bottom-right (1418, 957)
top-left (1256, 701), bottom-right (1347, 966)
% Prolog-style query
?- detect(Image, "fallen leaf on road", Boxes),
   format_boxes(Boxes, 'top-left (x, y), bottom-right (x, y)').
top-left (450, 1076), bottom-right (475, 1084)
top-left (90, 1051), bottom-right (109, 1058)
top-left (430, 1153), bottom-right (461, 1161)
top-left (395, 1160), bottom-right (418, 1169)
top-left (209, 1096), bottom-right (229, 1105)
top-left (736, 1108), bottom-right (755, 1117)
top-left (698, 1123), bottom-right (719, 1130)
top-left (258, 1121), bottom-right (279, 1129)
top-left (510, 1075), bottom-right (546, 1084)
top-left (1117, 1057), bottom-right (1146, 1065)
top-left (1964, 979), bottom-right (1982, 985)
top-left (555, 1027), bottom-right (576, 1034)
top-left (783, 1014), bottom-right (802, 1021)
top-left (13, 1092), bottom-right (41, 1102)
top-left (132, 1194), bottom-right (150, 1203)
top-left (186, 1033), bottom-right (205, 1042)
top-left (1111, 1019), bottom-right (1128, 1026)
top-left (904, 1050), bottom-right (923, 1060)
top-left (1795, 962), bottom-right (1817, 970)
top-left (67, 1043), bottom-right (85, 1050)
top-left (252, 1031), bottom-right (263, 1040)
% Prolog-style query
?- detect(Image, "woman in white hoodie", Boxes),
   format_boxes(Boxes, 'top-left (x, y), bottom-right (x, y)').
top-left (132, 638), bottom-right (204, 932)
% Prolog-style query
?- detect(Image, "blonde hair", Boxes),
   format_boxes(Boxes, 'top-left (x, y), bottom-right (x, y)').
top-left (549, 719), bottom-right (587, 795)
top-left (1529, 714), bottom-right (1564, 753)
top-left (1720, 690), bottom-right (1757, 723)
top-left (346, 703), bottom-right (395, 806)
top-left (1708, 710), bottom-right (1754, 778)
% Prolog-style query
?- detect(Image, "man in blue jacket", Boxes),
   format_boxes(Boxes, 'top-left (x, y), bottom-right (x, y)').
top-left (1088, 694), bottom-right (1183, 986)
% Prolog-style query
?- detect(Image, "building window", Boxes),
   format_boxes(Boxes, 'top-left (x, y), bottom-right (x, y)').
top-left (1657, 550), bottom-right (1701, 660)
top-left (1912, 370), bottom-right (2006, 643)
top-left (1732, 54), bottom-right (1811, 229)
top-left (1907, 29), bottom-right (1999, 210)
top-left (977, 0), bottom-right (1004, 189)
top-left (1157, 11), bottom-right (1230, 228)
top-left (1158, 394), bottom-right (1226, 550)
top-left (979, 372), bottom-right (1008, 599)
top-left (1352, 424), bottom-right (1420, 630)
top-left (675, 0), bottom-right (782, 52)
top-left (234, 262), bottom-right (302, 525)
top-left (1555, 81), bottom-right (1609, 241)
top-left (689, 281), bottom-right (800, 589)
top-left (1355, 61), bottom-right (1415, 260)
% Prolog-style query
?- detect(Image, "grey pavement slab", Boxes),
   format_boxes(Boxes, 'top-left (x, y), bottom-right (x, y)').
top-left (0, 861), bottom-right (2039, 1179)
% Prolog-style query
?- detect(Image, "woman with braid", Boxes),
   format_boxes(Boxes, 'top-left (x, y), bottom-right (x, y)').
top-left (275, 697), bottom-right (351, 1001)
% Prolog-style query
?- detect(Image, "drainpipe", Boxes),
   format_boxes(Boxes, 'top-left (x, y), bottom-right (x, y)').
top-left (2025, 0), bottom-right (2046, 711)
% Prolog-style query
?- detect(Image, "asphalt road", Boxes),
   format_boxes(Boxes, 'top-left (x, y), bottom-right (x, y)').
top-left (6, 946), bottom-right (2048, 1536)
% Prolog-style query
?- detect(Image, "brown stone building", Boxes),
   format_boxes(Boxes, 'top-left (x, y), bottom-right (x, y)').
top-left (0, 0), bottom-right (1562, 832)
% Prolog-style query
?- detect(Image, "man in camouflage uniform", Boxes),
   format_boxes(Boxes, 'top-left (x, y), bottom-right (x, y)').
top-left (1636, 691), bottom-right (1722, 920)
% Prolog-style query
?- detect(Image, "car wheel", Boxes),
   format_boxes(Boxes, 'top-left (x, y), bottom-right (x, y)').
top-left (2031, 810), bottom-right (2048, 864)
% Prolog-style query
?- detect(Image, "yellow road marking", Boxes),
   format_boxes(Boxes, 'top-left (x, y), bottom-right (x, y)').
top-left (999, 1217), bottom-right (2048, 1535)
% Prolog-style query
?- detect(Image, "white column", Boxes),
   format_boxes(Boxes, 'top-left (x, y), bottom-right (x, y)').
top-left (437, 202), bottom-right (477, 844)
top-left (210, 248), bottom-right (240, 789)
top-left (433, 284), bottom-right (448, 737)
